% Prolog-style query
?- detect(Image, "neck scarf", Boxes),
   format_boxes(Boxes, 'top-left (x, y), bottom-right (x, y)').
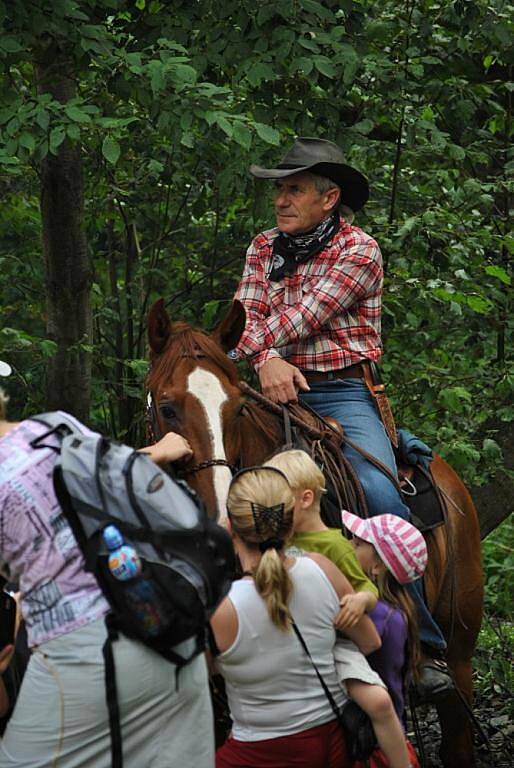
top-left (269, 210), bottom-right (340, 281)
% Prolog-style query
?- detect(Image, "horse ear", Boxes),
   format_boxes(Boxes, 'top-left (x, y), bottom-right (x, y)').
top-left (213, 299), bottom-right (246, 352)
top-left (148, 298), bottom-right (171, 354)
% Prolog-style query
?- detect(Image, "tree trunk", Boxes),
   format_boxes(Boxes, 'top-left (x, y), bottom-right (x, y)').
top-left (37, 66), bottom-right (91, 421)
top-left (471, 420), bottom-right (514, 539)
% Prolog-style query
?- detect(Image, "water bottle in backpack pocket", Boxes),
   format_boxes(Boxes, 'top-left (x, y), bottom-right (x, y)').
top-left (103, 524), bottom-right (165, 638)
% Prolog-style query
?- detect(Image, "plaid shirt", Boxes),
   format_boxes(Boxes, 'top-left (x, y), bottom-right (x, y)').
top-left (234, 217), bottom-right (383, 372)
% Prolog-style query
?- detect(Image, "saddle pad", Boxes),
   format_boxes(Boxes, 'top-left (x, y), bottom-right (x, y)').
top-left (401, 466), bottom-right (445, 533)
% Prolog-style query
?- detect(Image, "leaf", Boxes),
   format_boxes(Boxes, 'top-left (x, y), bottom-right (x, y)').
top-left (291, 57), bottom-right (314, 76)
top-left (484, 265), bottom-right (511, 286)
top-left (65, 105), bottom-right (91, 123)
top-left (40, 339), bottom-right (58, 357)
top-left (215, 114), bottom-right (233, 138)
top-left (233, 122), bottom-right (252, 150)
top-left (439, 386), bottom-right (472, 412)
top-left (448, 144), bottom-right (465, 161)
top-left (298, 38), bottom-right (320, 53)
top-left (353, 118), bottom-right (374, 135)
top-left (102, 136), bottom-right (121, 165)
top-left (300, 0), bottom-right (335, 21)
top-left (19, 133), bottom-right (35, 151)
top-left (313, 57), bottom-right (336, 78)
top-left (254, 123), bottom-right (280, 145)
top-left (482, 438), bottom-right (503, 462)
top-left (49, 127), bottom-right (66, 154)
top-left (0, 37), bottom-right (23, 53)
top-left (36, 110), bottom-right (49, 131)
top-left (466, 295), bottom-right (493, 314)
top-left (169, 63), bottom-right (197, 86)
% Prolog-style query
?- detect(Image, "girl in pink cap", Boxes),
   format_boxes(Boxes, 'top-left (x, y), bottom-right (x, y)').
top-left (342, 510), bottom-right (427, 768)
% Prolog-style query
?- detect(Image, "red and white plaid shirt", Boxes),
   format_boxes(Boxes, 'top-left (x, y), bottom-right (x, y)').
top-left (234, 217), bottom-right (383, 372)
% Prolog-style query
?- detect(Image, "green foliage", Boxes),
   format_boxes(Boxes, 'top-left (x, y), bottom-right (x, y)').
top-left (482, 517), bottom-right (514, 618)
top-left (474, 618), bottom-right (514, 716)
top-left (0, 0), bottom-right (512, 463)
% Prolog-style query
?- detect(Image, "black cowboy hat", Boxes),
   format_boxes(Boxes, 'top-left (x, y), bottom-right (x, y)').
top-left (250, 137), bottom-right (369, 212)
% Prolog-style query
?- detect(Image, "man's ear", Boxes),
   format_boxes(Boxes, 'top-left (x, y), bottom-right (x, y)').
top-left (323, 186), bottom-right (341, 213)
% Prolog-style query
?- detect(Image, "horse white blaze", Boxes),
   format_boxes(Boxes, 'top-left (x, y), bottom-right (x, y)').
top-left (187, 368), bottom-right (231, 523)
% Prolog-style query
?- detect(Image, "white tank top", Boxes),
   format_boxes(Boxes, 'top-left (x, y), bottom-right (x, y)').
top-left (216, 556), bottom-right (347, 741)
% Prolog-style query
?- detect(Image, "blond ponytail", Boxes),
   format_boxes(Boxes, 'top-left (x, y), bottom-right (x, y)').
top-left (227, 466), bottom-right (295, 632)
top-left (254, 547), bottom-right (292, 631)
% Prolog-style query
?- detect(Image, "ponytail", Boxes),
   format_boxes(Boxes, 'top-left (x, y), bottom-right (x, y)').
top-left (227, 466), bottom-right (295, 632)
top-left (254, 548), bottom-right (292, 631)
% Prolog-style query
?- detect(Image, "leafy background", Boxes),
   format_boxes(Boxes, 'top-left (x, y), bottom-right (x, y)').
top-left (0, 1), bottom-right (512, 758)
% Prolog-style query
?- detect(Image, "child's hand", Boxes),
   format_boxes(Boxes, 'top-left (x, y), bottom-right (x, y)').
top-left (335, 592), bottom-right (368, 629)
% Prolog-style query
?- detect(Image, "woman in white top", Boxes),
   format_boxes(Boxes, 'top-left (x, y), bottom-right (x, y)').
top-left (211, 465), bottom-right (381, 768)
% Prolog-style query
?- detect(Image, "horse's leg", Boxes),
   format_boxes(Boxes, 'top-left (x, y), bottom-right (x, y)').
top-left (436, 656), bottom-right (475, 768)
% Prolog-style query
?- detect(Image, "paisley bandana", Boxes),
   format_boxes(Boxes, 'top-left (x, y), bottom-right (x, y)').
top-left (269, 210), bottom-right (340, 281)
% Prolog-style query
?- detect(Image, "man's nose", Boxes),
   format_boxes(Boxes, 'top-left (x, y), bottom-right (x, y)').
top-left (275, 189), bottom-right (290, 208)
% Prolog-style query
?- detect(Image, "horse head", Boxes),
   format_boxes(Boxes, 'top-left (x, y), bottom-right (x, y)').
top-left (147, 298), bottom-right (246, 522)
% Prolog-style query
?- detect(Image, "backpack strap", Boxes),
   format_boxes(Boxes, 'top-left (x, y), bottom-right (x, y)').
top-left (103, 613), bottom-right (123, 768)
top-left (29, 412), bottom-right (84, 452)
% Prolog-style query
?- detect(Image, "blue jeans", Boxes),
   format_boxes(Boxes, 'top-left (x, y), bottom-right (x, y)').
top-left (300, 379), bottom-right (447, 651)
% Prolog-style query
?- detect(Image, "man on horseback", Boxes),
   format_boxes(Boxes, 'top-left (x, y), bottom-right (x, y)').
top-left (230, 136), bottom-right (452, 697)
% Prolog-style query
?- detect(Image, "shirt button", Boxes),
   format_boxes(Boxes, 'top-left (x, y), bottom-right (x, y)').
top-left (227, 350), bottom-right (239, 361)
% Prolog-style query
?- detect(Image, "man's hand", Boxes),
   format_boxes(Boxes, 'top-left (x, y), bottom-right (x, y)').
top-left (139, 432), bottom-right (193, 465)
top-left (258, 358), bottom-right (310, 404)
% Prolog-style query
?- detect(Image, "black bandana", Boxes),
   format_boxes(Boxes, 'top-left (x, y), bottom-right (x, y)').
top-left (269, 211), bottom-right (340, 281)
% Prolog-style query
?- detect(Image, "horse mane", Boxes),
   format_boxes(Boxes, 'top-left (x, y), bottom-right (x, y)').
top-left (147, 321), bottom-right (240, 390)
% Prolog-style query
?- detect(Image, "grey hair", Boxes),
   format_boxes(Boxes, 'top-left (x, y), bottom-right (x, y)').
top-left (0, 388), bottom-right (8, 420)
top-left (307, 172), bottom-right (355, 222)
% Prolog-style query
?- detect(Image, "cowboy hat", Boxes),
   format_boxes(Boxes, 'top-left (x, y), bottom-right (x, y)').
top-left (250, 137), bottom-right (369, 212)
top-left (0, 361), bottom-right (11, 377)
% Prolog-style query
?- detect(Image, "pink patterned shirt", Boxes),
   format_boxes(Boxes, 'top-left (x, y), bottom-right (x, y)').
top-left (0, 416), bottom-right (109, 647)
top-left (234, 217), bottom-right (383, 372)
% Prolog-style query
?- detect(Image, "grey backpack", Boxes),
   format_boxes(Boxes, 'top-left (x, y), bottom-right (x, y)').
top-left (31, 412), bottom-right (235, 767)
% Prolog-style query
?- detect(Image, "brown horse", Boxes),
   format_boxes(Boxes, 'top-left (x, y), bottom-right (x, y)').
top-left (147, 298), bottom-right (484, 768)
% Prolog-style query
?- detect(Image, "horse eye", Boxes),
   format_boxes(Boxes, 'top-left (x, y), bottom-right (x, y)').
top-left (159, 404), bottom-right (177, 420)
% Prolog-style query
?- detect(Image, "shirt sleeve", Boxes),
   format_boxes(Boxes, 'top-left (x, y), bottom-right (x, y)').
top-left (335, 549), bottom-right (379, 598)
top-left (234, 238), bottom-right (282, 371)
top-left (237, 238), bottom-right (382, 358)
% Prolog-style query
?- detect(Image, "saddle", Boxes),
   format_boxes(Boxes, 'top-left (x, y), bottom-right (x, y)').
top-left (240, 383), bottom-right (445, 533)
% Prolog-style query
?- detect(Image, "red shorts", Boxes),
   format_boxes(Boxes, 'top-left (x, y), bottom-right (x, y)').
top-left (353, 740), bottom-right (420, 768)
top-left (216, 719), bottom-right (349, 768)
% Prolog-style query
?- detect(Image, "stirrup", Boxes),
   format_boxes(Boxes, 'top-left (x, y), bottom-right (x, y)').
top-left (411, 658), bottom-right (456, 705)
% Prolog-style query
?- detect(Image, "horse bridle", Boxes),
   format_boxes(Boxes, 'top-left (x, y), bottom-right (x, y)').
top-left (145, 353), bottom-right (236, 478)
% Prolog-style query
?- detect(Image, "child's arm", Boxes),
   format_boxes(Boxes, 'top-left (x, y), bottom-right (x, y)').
top-left (306, 552), bottom-right (381, 655)
top-left (338, 589), bottom-right (377, 628)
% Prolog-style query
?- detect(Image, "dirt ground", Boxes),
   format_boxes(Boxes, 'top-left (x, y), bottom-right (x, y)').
top-left (406, 687), bottom-right (513, 767)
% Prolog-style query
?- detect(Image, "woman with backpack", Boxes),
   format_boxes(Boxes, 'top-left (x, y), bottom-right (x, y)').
top-left (209, 465), bottom-right (381, 768)
top-left (0, 373), bottom-right (215, 768)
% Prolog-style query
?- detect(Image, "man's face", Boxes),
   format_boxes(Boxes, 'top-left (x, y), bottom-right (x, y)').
top-left (273, 172), bottom-right (339, 235)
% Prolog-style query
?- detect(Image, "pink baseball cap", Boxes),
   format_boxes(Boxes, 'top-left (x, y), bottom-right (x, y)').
top-left (342, 510), bottom-right (428, 584)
